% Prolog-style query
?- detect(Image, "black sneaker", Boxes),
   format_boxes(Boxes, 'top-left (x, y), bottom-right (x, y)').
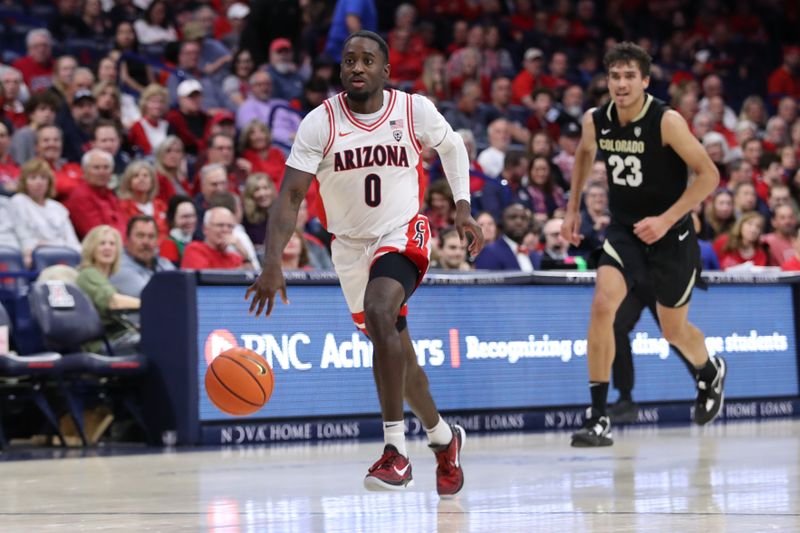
top-left (571, 408), bottom-right (613, 447)
top-left (693, 355), bottom-right (727, 425)
top-left (608, 398), bottom-right (639, 424)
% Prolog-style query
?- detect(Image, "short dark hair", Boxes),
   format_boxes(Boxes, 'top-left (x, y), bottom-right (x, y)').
top-left (167, 194), bottom-right (193, 226)
top-left (93, 119), bottom-right (120, 139)
top-left (342, 30), bottom-right (389, 63)
top-left (126, 214), bottom-right (157, 237)
top-left (24, 91), bottom-right (60, 116)
top-left (603, 42), bottom-right (651, 78)
top-left (504, 149), bottom-right (528, 169)
top-left (208, 191), bottom-right (237, 213)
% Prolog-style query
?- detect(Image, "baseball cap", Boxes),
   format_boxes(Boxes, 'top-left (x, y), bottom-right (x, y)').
top-left (561, 121), bottom-right (581, 137)
top-left (227, 3), bottom-right (250, 20)
top-left (72, 88), bottom-right (95, 104)
top-left (270, 38), bottom-right (292, 54)
top-left (209, 110), bottom-right (235, 127)
top-left (524, 48), bottom-right (544, 61)
top-left (177, 79), bottom-right (203, 98)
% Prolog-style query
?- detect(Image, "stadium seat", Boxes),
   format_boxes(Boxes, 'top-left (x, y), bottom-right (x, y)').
top-left (28, 281), bottom-right (150, 446)
top-left (31, 246), bottom-right (81, 272)
top-left (0, 301), bottom-right (65, 447)
top-left (0, 245), bottom-right (24, 294)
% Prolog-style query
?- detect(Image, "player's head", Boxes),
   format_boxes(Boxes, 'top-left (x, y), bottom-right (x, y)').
top-left (603, 42), bottom-right (651, 107)
top-left (340, 30), bottom-right (390, 102)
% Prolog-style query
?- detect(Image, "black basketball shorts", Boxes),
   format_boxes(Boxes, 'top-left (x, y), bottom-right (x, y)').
top-left (597, 216), bottom-right (700, 308)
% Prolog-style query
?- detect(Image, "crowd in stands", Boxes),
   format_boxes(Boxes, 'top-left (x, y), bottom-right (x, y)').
top-left (0, 0), bottom-right (799, 332)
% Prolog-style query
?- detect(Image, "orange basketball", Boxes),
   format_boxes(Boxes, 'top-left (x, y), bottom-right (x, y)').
top-left (205, 347), bottom-right (274, 416)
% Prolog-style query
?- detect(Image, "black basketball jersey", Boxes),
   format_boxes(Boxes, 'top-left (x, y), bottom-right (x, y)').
top-left (592, 94), bottom-right (688, 227)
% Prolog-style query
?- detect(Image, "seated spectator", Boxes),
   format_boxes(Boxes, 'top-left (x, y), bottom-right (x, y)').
top-left (528, 130), bottom-right (567, 190)
top-left (77, 225), bottom-right (141, 343)
top-left (93, 120), bottom-right (131, 178)
top-left (128, 84), bottom-right (172, 156)
top-left (45, 55), bottom-right (77, 112)
top-left (528, 156), bottom-right (566, 224)
top-left (478, 150), bottom-right (531, 223)
top-left (12, 29), bottom-right (54, 94)
top-left (65, 149), bottom-right (126, 239)
top-left (241, 173), bottom-right (276, 246)
top-left (477, 118), bottom-right (511, 179)
top-left (780, 227), bottom-right (800, 271)
top-left (236, 71), bottom-right (280, 130)
top-left (424, 180), bottom-right (456, 238)
top-left (160, 195), bottom-right (197, 265)
top-left (110, 215), bottom-right (175, 297)
top-left (117, 161), bottom-right (169, 244)
top-left (166, 41), bottom-right (230, 114)
top-left (221, 3), bottom-right (250, 51)
top-left (526, 88), bottom-right (561, 142)
top-left (223, 49), bottom-right (256, 108)
top-left (441, 79), bottom-right (485, 144)
top-left (186, 8), bottom-right (233, 79)
top-left (10, 159), bottom-right (81, 267)
top-left (431, 226), bottom-right (471, 271)
top-left (10, 91), bottom-right (60, 167)
top-left (702, 132), bottom-right (730, 182)
top-left (511, 48), bottom-right (546, 110)
top-left (165, 79), bottom-right (210, 155)
top-left (0, 196), bottom-right (20, 250)
top-left (266, 38), bottom-right (304, 102)
top-left (239, 120), bottom-right (287, 189)
top-left (180, 207), bottom-right (245, 270)
top-left (154, 136), bottom-right (191, 203)
top-left (475, 211), bottom-right (497, 244)
top-left (762, 204), bottom-right (798, 266)
top-left (281, 229), bottom-right (312, 271)
top-left (413, 54), bottom-right (449, 102)
top-left (482, 76), bottom-right (530, 145)
top-left (387, 27), bottom-right (425, 87)
top-left (203, 133), bottom-right (250, 193)
top-left (193, 163), bottom-right (229, 239)
top-left (767, 45), bottom-right (800, 105)
top-left (714, 212), bottom-right (768, 270)
top-left (207, 191), bottom-right (259, 267)
top-left (571, 182), bottom-right (610, 258)
top-left (35, 125), bottom-right (83, 200)
top-left (733, 181), bottom-right (758, 218)
top-left (81, 0), bottom-right (112, 38)
top-left (475, 204), bottom-right (542, 271)
top-left (93, 82), bottom-right (127, 136)
top-left (691, 211), bottom-right (720, 271)
top-left (700, 188), bottom-right (736, 241)
top-left (552, 122), bottom-right (581, 189)
top-left (0, 123), bottom-right (20, 195)
top-left (112, 21), bottom-right (156, 97)
top-left (133, 0), bottom-right (178, 46)
top-left (2, 68), bottom-right (27, 130)
top-left (540, 218), bottom-right (583, 270)
top-left (57, 88), bottom-right (99, 164)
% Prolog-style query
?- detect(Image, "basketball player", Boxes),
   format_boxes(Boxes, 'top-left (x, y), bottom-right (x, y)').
top-left (245, 31), bottom-right (484, 495)
top-left (561, 42), bottom-right (726, 447)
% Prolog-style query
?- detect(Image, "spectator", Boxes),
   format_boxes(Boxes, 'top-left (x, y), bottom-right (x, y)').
top-left (698, 74), bottom-right (737, 131)
top-left (35, 125), bottom-right (83, 200)
top-left (691, 211), bottom-right (720, 271)
top-left (479, 150), bottom-right (531, 222)
top-left (111, 21), bottom-right (155, 96)
top-left (552, 121), bottom-right (581, 188)
top-left (154, 136), bottom-right (191, 203)
top-left (477, 118), bottom-right (511, 179)
top-left (203, 133), bottom-right (249, 193)
top-left (777, 96), bottom-right (798, 127)
top-left (768, 45), bottom-right (800, 105)
top-left (528, 129), bottom-right (566, 190)
top-left (110, 215), bottom-right (175, 298)
top-left (700, 188), bottom-right (736, 241)
top-left (0, 196), bottom-right (20, 249)
top-left (475, 203), bottom-right (541, 271)
top-left (93, 82), bottom-right (126, 135)
top-left (165, 79), bottom-right (210, 155)
top-left (702, 131), bottom-right (730, 182)
top-left (475, 211), bottom-right (497, 244)
top-left (526, 88), bottom-right (561, 141)
top-left (65, 149), bottom-right (126, 239)
top-left (714, 212), bottom-right (768, 270)
top-left (762, 204), bottom-right (798, 266)
top-left (235, 70), bottom-right (278, 130)
top-left (128, 84), bottom-right (172, 156)
top-left (528, 155), bottom-right (566, 224)
top-left (160, 195), bottom-right (197, 265)
top-left (241, 173), bottom-right (276, 246)
top-left (117, 161), bottom-right (169, 244)
top-left (281, 229), bottom-right (313, 270)
top-left (387, 27), bottom-right (424, 87)
top-left (180, 207), bottom-right (245, 270)
top-left (81, 0), bottom-right (112, 38)
top-left (93, 120), bottom-right (131, 178)
top-left (222, 49), bottom-right (256, 108)
top-left (423, 179), bottom-right (456, 238)
top-left (293, 77), bottom-right (330, 115)
top-left (482, 76), bottom-right (529, 144)
top-left (187, 7), bottom-right (233, 79)
top-left (58, 89), bottom-right (98, 164)
top-left (441, 79), bottom-right (484, 144)
top-left (1, 68), bottom-right (26, 130)
top-left (571, 182), bottom-right (610, 258)
top-left (133, 0), bottom-right (178, 46)
top-left (733, 181), bottom-right (758, 218)
top-left (431, 226), bottom-right (471, 271)
top-left (739, 95), bottom-right (767, 131)
top-left (266, 38), bottom-right (305, 101)
top-left (12, 29), bottom-right (54, 93)
top-left (10, 158), bottom-right (81, 267)
top-left (763, 116), bottom-right (789, 153)
top-left (221, 3), bottom-right (250, 51)
top-left (324, 0), bottom-right (378, 62)
top-left (166, 41), bottom-right (229, 113)
top-left (447, 47), bottom-right (490, 101)
top-left (0, 123), bottom-right (19, 195)
top-left (193, 163), bottom-right (229, 238)
top-left (780, 227), bottom-right (800, 271)
top-left (413, 53), bottom-right (449, 102)
top-left (511, 48), bottom-right (546, 110)
top-left (207, 191), bottom-right (259, 267)
top-left (76, 225), bottom-right (141, 342)
top-left (239, 120), bottom-right (287, 189)
top-left (540, 218), bottom-right (582, 270)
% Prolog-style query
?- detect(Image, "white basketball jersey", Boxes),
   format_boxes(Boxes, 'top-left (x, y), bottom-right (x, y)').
top-left (316, 89), bottom-right (422, 239)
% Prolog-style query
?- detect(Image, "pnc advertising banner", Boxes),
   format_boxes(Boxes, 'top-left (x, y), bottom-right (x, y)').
top-left (196, 283), bottom-right (798, 421)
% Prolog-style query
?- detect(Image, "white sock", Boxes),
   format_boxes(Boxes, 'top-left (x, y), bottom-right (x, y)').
top-left (383, 420), bottom-right (406, 457)
top-left (425, 415), bottom-right (453, 447)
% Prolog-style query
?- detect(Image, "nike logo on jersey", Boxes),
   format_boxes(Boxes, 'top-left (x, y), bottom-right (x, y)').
top-left (394, 464), bottom-right (410, 476)
top-left (678, 230), bottom-right (689, 241)
top-left (601, 128), bottom-right (611, 134)
top-left (339, 131), bottom-right (352, 137)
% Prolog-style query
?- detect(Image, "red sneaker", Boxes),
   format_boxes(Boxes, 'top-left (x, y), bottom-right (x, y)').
top-left (363, 445), bottom-right (414, 491)
top-left (430, 424), bottom-right (466, 498)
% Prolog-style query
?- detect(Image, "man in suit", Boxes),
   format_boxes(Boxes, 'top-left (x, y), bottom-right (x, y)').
top-left (475, 203), bottom-right (541, 271)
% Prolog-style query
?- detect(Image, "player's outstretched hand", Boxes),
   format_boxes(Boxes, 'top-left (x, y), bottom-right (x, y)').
top-left (245, 266), bottom-right (289, 317)
top-left (454, 201), bottom-right (485, 258)
top-left (561, 211), bottom-right (583, 246)
top-left (633, 216), bottom-right (670, 245)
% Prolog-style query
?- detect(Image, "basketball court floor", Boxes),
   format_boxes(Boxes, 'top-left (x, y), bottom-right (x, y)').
top-left (0, 419), bottom-right (798, 532)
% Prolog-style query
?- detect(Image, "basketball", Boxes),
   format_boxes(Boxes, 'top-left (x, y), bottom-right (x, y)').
top-left (205, 347), bottom-right (274, 416)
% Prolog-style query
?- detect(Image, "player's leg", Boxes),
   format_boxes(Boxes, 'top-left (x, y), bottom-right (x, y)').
top-left (572, 264), bottom-right (628, 447)
top-left (657, 303), bottom-right (726, 425)
top-left (646, 296), bottom-right (698, 380)
top-left (609, 288), bottom-right (646, 423)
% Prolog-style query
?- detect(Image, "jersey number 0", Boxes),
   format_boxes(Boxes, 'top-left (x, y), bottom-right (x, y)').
top-left (364, 173), bottom-right (381, 207)
top-left (608, 154), bottom-right (643, 187)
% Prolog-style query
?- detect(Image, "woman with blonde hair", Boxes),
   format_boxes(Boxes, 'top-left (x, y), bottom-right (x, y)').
top-left (117, 161), bottom-right (168, 243)
top-left (128, 84), bottom-right (171, 156)
top-left (700, 188), bottom-right (735, 240)
top-left (713, 211), bottom-right (768, 270)
top-left (154, 135), bottom-right (190, 204)
top-left (11, 158), bottom-right (81, 267)
top-left (77, 225), bottom-right (141, 339)
top-left (239, 120), bottom-right (286, 189)
top-left (93, 80), bottom-right (124, 131)
top-left (241, 173), bottom-right (277, 245)
top-left (412, 53), bottom-right (449, 103)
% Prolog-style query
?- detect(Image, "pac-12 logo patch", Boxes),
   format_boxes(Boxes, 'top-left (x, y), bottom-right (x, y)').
top-left (393, 129), bottom-right (403, 142)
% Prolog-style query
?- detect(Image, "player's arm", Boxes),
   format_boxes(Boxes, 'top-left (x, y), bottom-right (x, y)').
top-left (633, 110), bottom-right (720, 244)
top-left (562, 109), bottom-right (598, 246)
top-left (246, 167), bottom-right (313, 316)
